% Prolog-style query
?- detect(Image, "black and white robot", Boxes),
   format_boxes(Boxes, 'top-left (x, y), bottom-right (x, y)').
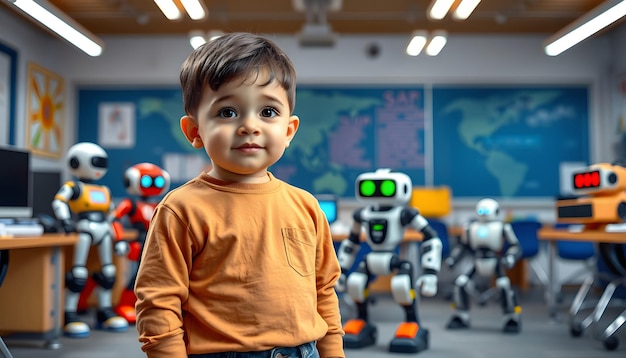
top-left (336, 169), bottom-right (442, 353)
top-left (445, 197), bottom-right (522, 333)
top-left (52, 142), bottom-right (128, 338)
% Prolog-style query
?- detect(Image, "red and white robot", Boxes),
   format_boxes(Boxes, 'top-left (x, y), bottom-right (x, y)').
top-left (52, 142), bottom-right (128, 338)
top-left (445, 198), bottom-right (522, 333)
top-left (110, 163), bottom-right (170, 323)
top-left (336, 169), bottom-right (442, 353)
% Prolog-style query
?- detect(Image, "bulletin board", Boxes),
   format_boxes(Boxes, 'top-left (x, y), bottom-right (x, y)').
top-left (77, 83), bottom-right (589, 199)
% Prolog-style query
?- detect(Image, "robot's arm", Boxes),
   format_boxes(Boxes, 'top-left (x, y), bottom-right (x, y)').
top-left (336, 212), bottom-right (363, 272)
top-left (502, 223), bottom-right (521, 268)
top-left (446, 223), bottom-right (470, 267)
top-left (335, 211), bottom-right (363, 292)
top-left (406, 213), bottom-right (442, 274)
top-left (51, 182), bottom-right (78, 233)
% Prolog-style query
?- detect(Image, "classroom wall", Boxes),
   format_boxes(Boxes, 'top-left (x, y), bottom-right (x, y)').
top-left (1, 6), bottom-right (624, 225)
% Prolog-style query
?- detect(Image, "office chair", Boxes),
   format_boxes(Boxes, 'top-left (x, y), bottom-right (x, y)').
top-left (510, 219), bottom-right (548, 293)
top-left (426, 218), bottom-right (451, 259)
top-left (584, 242), bottom-right (626, 350)
top-left (0, 249), bottom-right (14, 358)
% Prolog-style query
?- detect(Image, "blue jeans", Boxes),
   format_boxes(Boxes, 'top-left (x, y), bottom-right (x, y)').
top-left (188, 341), bottom-right (319, 358)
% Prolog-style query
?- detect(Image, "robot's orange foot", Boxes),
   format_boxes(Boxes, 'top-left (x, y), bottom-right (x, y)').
top-left (64, 311), bottom-right (90, 338)
top-left (96, 307), bottom-right (129, 332)
top-left (503, 315), bottom-right (521, 334)
top-left (446, 312), bottom-right (470, 330)
top-left (389, 322), bottom-right (429, 353)
top-left (115, 304), bottom-right (137, 324)
top-left (342, 319), bottom-right (377, 349)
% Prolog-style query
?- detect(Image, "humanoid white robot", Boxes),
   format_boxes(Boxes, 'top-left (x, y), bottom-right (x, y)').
top-left (52, 142), bottom-right (128, 338)
top-left (445, 198), bottom-right (522, 333)
top-left (336, 169), bottom-right (442, 353)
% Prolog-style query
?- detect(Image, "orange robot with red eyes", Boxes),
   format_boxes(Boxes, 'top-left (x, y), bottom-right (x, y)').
top-left (111, 163), bottom-right (170, 323)
top-left (77, 163), bottom-right (170, 324)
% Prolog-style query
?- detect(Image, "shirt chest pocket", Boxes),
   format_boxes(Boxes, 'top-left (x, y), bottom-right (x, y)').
top-left (282, 228), bottom-right (316, 277)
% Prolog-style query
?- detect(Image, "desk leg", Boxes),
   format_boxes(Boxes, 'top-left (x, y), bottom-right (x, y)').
top-left (546, 241), bottom-right (558, 319)
top-left (45, 246), bottom-right (62, 350)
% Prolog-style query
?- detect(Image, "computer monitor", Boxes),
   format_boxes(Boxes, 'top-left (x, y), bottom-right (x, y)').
top-left (316, 194), bottom-right (338, 224)
top-left (0, 146), bottom-right (32, 218)
top-left (32, 171), bottom-right (62, 218)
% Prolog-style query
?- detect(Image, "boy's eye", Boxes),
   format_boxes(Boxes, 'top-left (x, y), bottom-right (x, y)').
top-left (260, 107), bottom-right (278, 118)
top-left (219, 108), bottom-right (237, 118)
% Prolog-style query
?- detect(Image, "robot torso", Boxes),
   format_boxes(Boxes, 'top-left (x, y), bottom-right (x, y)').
top-left (466, 220), bottom-right (505, 253)
top-left (358, 206), bottom-right (407, 251)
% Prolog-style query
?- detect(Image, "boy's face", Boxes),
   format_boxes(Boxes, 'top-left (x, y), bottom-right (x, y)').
top-left (181, 68), bottom-right (299, 183)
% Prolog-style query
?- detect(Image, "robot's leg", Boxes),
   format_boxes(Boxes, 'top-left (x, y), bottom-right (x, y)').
top-left (497, 276), bottom-right (521, 333)
top-left (76, 277), bottom-right (97, 314)
top-left (389, 261), bottom-right (428, 353)
top-left (447, 274), bottom-right (472, 330)
top-left (343, 262), bottom-right (377, 349)
top-left (114, 262), bottom-right (138, 324)
top-left (92, 264), bottom-right (129, 332)
top-left (64, 266), bottom-right (90, 338)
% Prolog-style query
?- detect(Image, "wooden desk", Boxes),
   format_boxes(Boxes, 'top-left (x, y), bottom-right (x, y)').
top-left (0, 233), bottom-right (78, 349)
top-left (537, 226), bottom-right (626, 318)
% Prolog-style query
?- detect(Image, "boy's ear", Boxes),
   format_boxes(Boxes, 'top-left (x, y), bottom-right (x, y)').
top-left (286, 115), bottom-right (300, 147)
top-left (180, 116), bottom-right (204, 149)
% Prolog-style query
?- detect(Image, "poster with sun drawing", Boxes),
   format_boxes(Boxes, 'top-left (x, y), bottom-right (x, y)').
top-left (26, 62), bottom-right (64, 158)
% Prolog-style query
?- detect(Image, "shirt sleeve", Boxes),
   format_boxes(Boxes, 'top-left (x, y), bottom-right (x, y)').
top-left (135, 205), bottom-right (191, 357)
top-left (314, 207), bottom-right (345, 358)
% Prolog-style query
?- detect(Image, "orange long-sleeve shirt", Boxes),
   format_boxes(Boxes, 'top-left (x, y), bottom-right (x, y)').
top-left (135, 172), bottom-right (344, 358)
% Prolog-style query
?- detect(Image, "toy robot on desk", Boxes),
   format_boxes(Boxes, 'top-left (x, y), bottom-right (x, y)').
top-left (445, 198), bottom-right (522, 333)
top-left (110, 163), bottom-right (170, 323)
top-left (52, 142), bottom-right (128, 338)
top-left (335, 169), bottom-right (443, 353)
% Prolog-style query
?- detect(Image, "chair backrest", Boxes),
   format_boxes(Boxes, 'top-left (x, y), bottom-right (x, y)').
top-left (510, 220), bottom-right (543, 258)
top-left (426, 218), bottom-right (450, 259)
top-left (552, 223), bottom-right (596, 261)
top-left (556, 240), bottom-right (596, 261)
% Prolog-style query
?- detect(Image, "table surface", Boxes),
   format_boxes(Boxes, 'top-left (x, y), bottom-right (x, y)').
top-left (538, 227), bottom-right (626, 243)
top-left (0, 233), bottom-right (78, 249)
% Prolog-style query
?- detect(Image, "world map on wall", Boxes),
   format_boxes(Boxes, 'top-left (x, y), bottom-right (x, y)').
top-left (271, 86), bottom-right (427, 198)
top-left (432, 86), bottom-right (589, 198)
top-left (79, 85), bottom-right (589, 200)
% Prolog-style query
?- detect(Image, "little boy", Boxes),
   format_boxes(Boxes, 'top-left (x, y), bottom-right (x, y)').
top-left (134, 32), bottom-right (345, 358)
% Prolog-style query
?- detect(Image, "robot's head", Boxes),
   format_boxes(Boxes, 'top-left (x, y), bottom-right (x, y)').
top-left (355, 169), bottom-right (412, 205)
top-left (66, 142), bottom-right (108, 181)
top-left (124, 163), bottom-right (171, 197)
top-left (571, 163), bottom-right (626, 196)
top-left (475, 198), bottom-right (500, 222)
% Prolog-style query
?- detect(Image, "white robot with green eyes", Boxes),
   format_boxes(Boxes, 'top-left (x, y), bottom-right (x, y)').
top-left (336, 169), bottom-right (442, 353)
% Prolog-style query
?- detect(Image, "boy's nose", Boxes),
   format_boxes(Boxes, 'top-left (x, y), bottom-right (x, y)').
top-left (238, 116), bottom-right (261, 135)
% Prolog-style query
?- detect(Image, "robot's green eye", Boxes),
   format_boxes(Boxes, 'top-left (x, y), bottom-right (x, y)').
top-left (360, 180), bottom-right (376, 196)
top-left (380, 180), bottom-right (396, 197)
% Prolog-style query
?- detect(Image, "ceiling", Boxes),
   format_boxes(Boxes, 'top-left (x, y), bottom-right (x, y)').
top-left (2, 0), bottom-right (621, 39)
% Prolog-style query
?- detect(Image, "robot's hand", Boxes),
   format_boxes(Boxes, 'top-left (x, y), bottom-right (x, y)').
top-left (61, 219), bottom-right (75, 233)
top-left (445, 256), bottom-right (456, 268)
top-left (114, 240), bottom-right (130, 257)
top-left (501, 254), bottom-right (516, 269)
top-left (416, 274), bottom-right (438, 297)
top-left (335, 272), bottom-right (348, 293)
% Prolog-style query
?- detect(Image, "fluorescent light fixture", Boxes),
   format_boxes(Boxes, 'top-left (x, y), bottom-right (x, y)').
top-left (544, 0), bottom-right (626, 56)
top-left (189, 30), bottom-right (224, 49)
top-left (207, 30), bottom-right (224, 41)
top-left (154, 0), bottom-right (182, 20)
top-left (406, 30), bottom-right (428, 56)
top-left (428, 0), bottom-right (455, 20)
top-left (453, 0), bottom-right (481, 20)
top-left (180, 0), bottom-right (207, 20)
top-left (426, 30), bottom-right (448, 56)
top-left (10, 0), bottom-right (103, 56)
top-left (189, 30), bottom-right (206, 49)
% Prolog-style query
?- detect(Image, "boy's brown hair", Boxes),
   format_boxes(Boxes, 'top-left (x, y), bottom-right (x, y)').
top-left (179, 32), bottom-right (297, 118)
